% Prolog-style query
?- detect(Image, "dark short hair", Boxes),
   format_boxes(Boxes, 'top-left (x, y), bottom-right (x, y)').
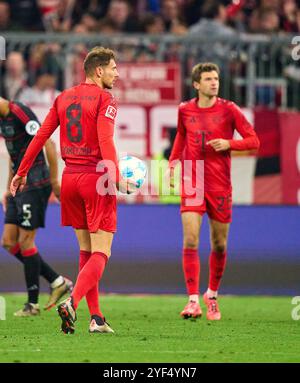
top-left (140, 13), bottom-right (159, 32)
top-left (201, 0), bottom-right (222, 19)
top-left (192, 62), bottom-right (220, 83)
top-left (83, 46), bottom-right (116, 76)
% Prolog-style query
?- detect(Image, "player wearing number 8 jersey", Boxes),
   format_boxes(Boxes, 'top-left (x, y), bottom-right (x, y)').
top-left (10, 47), bottom-right (131, 334)
top-left (168, 63), bottom-right (260, 320)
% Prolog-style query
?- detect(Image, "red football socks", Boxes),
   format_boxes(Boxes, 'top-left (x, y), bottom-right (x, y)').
top-left (79, 250), bottom-right (90, 271)
top-left (208, 250), bottom-right (227, 291)
top-left (182, 248), bottom-right (200, 295)
top-left (72, 251), bottom-right (108, 310)
top-left (79, 250), bottom-right (103, 317)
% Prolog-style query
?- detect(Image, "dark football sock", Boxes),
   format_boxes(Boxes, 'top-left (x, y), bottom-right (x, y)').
top-left (38, 254), bottom-right (60, 284)
top-left (10, 244), bottom-right (59, 284)
top-left (22, 248), bottom-right (41, 304)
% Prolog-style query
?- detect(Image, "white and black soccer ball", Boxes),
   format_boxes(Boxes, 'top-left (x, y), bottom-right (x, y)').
top-left (119, 155), bottom-right (147, 192)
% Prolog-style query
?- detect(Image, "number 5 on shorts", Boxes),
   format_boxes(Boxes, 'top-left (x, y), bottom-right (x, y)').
top-left (23, 204), bottom-right (32, 220)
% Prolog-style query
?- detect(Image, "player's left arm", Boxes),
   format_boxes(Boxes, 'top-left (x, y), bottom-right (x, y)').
top-left (96, 93), bottom-right (119, 182)
top-left (44, 139), bottom-right (60, 201)
top-left (207, 103), bottom-right (260, 152)
top-left (96, 93), bottom-right (136, 194)
top-left (10, 99), bottom-right (60, 196)
top-left (228, 103), bottom-right (260, 151)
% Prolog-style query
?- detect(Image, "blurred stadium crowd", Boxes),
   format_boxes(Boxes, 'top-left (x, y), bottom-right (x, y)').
top-left (1, 0), bottom-right (300, 35)
top-left (0, 0), bottom-right (299, 106)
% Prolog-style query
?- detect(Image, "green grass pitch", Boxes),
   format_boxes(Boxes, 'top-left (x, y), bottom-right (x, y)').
top-left (0, 293), bottom-right (299, 363)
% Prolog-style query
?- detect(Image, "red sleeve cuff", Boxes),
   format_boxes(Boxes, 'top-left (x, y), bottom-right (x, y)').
top-left (228, 139), bottom-right (235, 150)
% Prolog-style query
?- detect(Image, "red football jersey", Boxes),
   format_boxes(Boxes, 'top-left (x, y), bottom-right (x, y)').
top-left (17, 83), bottom-right (119, 178)
top-left (169, 97), bottom-right (260, 192)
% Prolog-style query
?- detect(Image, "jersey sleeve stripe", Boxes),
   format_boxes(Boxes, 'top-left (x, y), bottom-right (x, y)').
top-left (9, 102), bottom-right (31, 124)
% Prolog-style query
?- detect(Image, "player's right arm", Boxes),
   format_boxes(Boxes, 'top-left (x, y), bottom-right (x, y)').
top-left (10, 98), bottom-right (60, 196)
top-left (168, 107), bottom-right (186, 187)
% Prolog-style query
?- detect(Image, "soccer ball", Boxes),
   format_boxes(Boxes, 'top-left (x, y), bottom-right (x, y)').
top-left (119, 155), bottom-right (147, 193)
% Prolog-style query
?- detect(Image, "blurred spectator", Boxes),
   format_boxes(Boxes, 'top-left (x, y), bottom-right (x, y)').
top-left (98, 18), bottom-right (119, 34)
top-left (161, 0), bottom-right (187, 32)
top-left (71, 0), bottom-right (109, 26)
top-left (38, 0), bottom-right (60, 15)
top-left (281, 0), bottom-right (299, 32)
top-left (78, 13), bottom-right (98, 32)
top-left (1, 0), bottom-right (300, 112)
top-left (189, 0), bottom-right (236, 37)
top-left (120, 45), bottom-right (139, 62)
top-left (4, 52), bottom-right (27, 100)
top-left (0, 1), bottom-right (10, 31)
top-left (38, 0), bottom-right (60, 28)
top-left (257, 7), bottom-right (280, 33)
top-left (136, 0), bottom-right (160, 15)
top-left (135, 49), bottom-right (156, 62)
top-left (28, 44), bottom-right (48, 79)
top-left (248, 8), bottom-right (261, 32)
top-left (140, 13), bottom-right (165, 34)
top-left (183, 0), bottom-right (202, 26)
top-left (226, 0), bottom-right (248, 32)
top-left (72, 24), bottom-right (89, 34)
top-left (297, 6), bottom-right (300, 31)
top-left (169, 20), bottom-right (188, 35)
top-left (18, 73), bottom-right (60, 117)
top-left (9, 0), bottom-right (44, 31)
top-left (1, 0), bottom-right (300, 34)
top-left (45, 0), bottom-right (75, 32)
top-left (226, 0), bottom-right (246, 20)
top-left (259, 0), bottom-right (280, 10)
top-left (105, 0), bottom-right (139, 32)
top-left (64, 44), bottom-right (88, 88)
top-left (186, 0), bottom-right (237, 83)
top-left (27, 43), bottom-right (63, 88)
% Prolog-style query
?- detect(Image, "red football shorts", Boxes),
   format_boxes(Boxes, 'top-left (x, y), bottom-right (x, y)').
top-left (61, 172), bottom-right (117, 233)
top-left (180, 190), bottom-right (232, 223)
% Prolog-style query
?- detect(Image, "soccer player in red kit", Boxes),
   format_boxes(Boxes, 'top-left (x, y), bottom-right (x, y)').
top-left (10, 47), bottom-right (132, 334)
top-left (169, 63), bottom-right (260, 320)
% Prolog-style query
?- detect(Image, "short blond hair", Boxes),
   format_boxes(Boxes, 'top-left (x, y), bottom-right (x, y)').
top-left (192, 62), bottom-right (220, 83)
top-left (83, 46), bottom-right (116, 76)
